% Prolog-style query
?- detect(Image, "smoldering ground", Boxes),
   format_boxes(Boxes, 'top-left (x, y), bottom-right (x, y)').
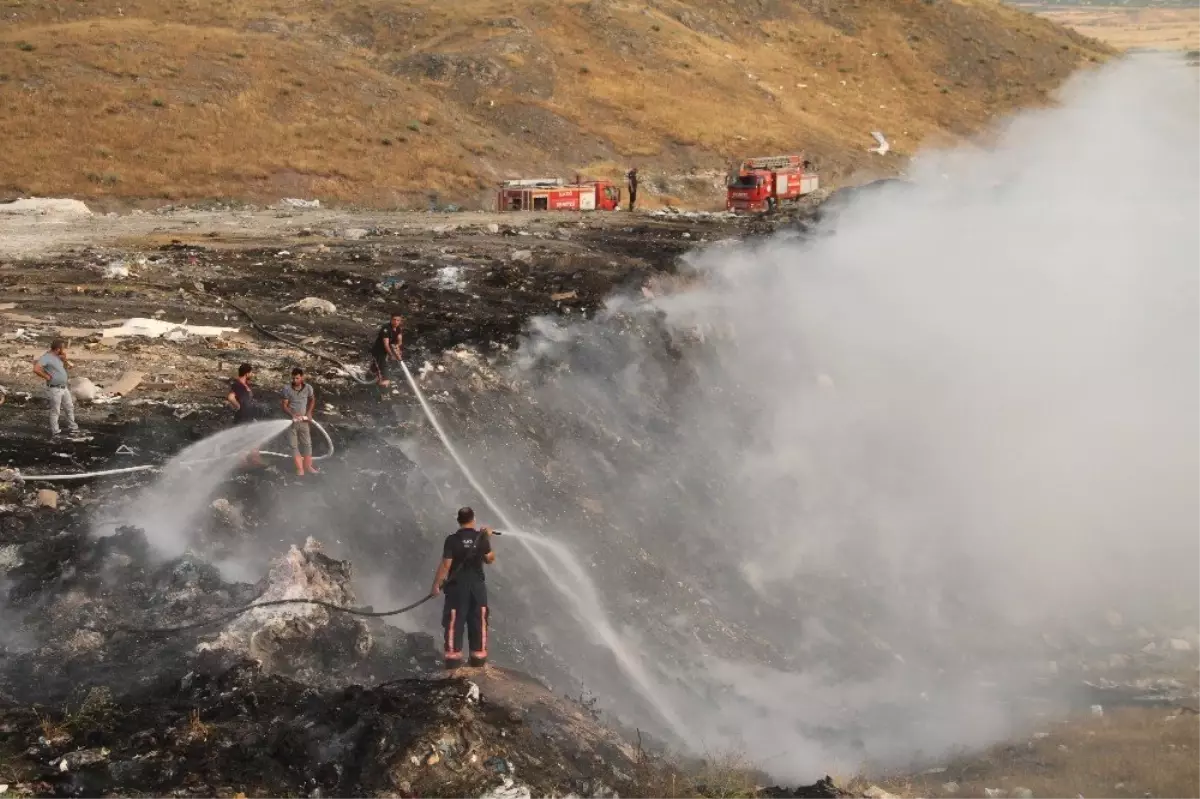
top-left (380, 55), bottom-right (1198, 778)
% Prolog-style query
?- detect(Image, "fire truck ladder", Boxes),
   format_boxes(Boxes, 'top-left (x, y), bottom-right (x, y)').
top-left (742, 155), bottom-right (803, 170)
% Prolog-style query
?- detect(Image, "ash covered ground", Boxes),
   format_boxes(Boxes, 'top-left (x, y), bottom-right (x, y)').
top-left (0, 180), bottom-right (1196, 798)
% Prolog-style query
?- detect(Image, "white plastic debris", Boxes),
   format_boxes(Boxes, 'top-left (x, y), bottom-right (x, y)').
top-left (102, 318), bottom-right (238, 341)
top-left (281, 297), bottom-right (337, 315)
top-left (869, 131), bottom-right (890, 155)
top-left (68, 377), bottom-right (99, 403)
top-left (341, 228), bottom-right (369, 241)
top-left (482, 777), bottom-right (532, 799)
top-left (435, 266), bottom-right (466, 291)
top-left (103, 260), bottom-right (130, 279)
top-left (466, 681), bottom-right (481, 704)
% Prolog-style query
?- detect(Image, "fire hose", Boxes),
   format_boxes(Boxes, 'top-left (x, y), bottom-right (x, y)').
top-left (11, 419), bottom-right (336, 483)
top-left (108, 530), bottom-right (501, 636)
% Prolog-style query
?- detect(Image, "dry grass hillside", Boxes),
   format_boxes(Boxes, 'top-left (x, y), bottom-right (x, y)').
top-left (0, 0), bottom-right (1109, 208)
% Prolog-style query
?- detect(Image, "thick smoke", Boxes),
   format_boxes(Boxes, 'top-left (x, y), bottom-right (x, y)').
top-left (460, 55), bottom-right (1198, 777)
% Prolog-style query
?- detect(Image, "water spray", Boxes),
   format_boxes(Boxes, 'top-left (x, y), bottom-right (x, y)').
top-left (397, 361), bottom-right (691, 742)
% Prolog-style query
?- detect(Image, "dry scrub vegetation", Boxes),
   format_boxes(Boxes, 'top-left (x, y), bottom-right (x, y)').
top-left (0, 0), bottom-right (1109, 207)
top-left (1029, 6), bottom-right (1199, 52)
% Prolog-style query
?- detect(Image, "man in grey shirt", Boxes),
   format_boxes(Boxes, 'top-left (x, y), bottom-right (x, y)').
top-left (281, 366), bottom-right (318, 476)
top-left (32, 339), bottom-right (85, 440)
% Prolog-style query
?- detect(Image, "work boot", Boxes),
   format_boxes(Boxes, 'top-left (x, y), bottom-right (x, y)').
top-left (293, 455), bottom-right (305, 476)
top-left (303, 456), bottom-right (319, 474)
top-left (468, 654), bottom-right (487, 668)
top-left (444, 658), bottom-right (464, 671)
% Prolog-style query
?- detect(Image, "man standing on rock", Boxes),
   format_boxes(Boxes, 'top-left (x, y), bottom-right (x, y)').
top-left (32, 339), bottom-right (86, 440)
top-left (431, 507), bottom-right (495, 669)
top-left (226, 362), bottom-right (264, 467)
top-left (281, 366), bottom-right (319, 477)
top-left (369, 313), bottom-right (404, 388)
top-left (626, 167), bottom-right (639, 211)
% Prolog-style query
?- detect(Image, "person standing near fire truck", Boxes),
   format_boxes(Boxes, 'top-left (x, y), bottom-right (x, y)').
top-left (626, 167), bottom-right (638, 211)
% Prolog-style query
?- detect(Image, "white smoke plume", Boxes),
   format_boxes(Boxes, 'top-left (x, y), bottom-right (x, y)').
top-left (468, 55), bottom-right (1199, 778)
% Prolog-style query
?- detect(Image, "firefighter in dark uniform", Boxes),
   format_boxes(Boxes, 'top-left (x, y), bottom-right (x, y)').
top-left (430, 507), bottom-right (495, 669)
top-left (626, 167), bottom-right (638, 211)
top-left (369, 313), bottom-right (404, 387)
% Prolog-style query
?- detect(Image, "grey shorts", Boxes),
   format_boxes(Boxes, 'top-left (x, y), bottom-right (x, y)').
top-left (289, 421), bottom-right (313, 456)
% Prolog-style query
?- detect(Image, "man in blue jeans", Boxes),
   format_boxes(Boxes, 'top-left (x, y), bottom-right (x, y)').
top-left (32, 339), bottom-right (86, 440)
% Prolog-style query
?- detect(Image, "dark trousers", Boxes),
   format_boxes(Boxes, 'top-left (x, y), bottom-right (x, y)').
top-left (628, 187), bottom-right (637, 210)
top-left (442, 579), bottom-right (488, 665)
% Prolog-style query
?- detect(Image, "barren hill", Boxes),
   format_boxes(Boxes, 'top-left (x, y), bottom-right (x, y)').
top-left (0, 0), bottom-right (1107, 208)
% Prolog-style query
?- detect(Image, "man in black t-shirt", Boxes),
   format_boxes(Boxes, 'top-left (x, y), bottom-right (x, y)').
top-left (369, 313), bottom-right (404, 387)
top-left (430, 506), bottom-right (495, 669)
top-left (225, 362), bottom-right (264, 467)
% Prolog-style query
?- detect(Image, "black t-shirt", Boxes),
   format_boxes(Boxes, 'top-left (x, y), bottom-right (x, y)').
top-left (372, 323), bottom-right (402, 357)
top-left (229, 379), bottom-right (254, 421)
top-left (442, 527), bottom-right (492, 583)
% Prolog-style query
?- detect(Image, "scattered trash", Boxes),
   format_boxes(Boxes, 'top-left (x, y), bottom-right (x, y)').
top-left (102, 318), bottom-right (238, 341)
top-left (869, 131), bottom-right (891, 155)
top-left (377, 276), bottom-right (406, 292)
top-left (425, 752), bottom-right (440, 766)
top-left (281, 297), bottom-right (337, 315)
top-left (485, 756), bottom-right (509, 774)
top-left (510, 249), bottom-right (534, 264)
top-left (115, 444), bottom-right (136, 455)
top-left (466, 681), bottom-right (481, 703)
top-left (36, 489), bottom-right (59, 509)
top-left (341, 228), bottom-right (369, 241)
top-left (58, 747), bottom-right (109, 771)
top-left (550, 291), bottom-right (577, 302)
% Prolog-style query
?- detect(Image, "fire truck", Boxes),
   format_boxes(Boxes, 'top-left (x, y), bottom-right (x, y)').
top-left (496, 177), bottom-right (621, 212)
top-left (725, 154), bottom-right (819, 213)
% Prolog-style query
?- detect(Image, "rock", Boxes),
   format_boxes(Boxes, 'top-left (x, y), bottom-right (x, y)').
top-left (863, 787), bottom-right (897, 799)
top-left (1168, 638), bottom-right (1192, 652)
top-left (941, 783), bottom-right (959, 795)
top-left (68, 377), bottom-right (98, 403)
top-left (281, 297), bottom-right (337, 315)
top-left (1011, 788), bottom-right (1034, 798)
top-left (510, 249), bottom-right (534, 264)
top-left (36, 489), bottom-right (58, 509)
top-left (486, 223), bottom-right (501, 234)
top-left (341, 228), bottom-right (369, 241)
top-left (0, 198), bottom-right (92, 217)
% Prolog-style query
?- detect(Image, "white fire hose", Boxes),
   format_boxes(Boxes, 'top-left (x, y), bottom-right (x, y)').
top-left (10, 419), bottom-right (335, 483)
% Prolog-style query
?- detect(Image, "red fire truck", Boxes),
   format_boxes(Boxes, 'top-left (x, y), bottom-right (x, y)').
top-left (496, 177), bottom-right (621, 212)
top-left (725, 155), bottom-right (820, 213)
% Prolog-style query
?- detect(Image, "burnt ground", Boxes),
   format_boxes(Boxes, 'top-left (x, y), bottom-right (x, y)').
top-left (0, 209), bottom-right (845, 798)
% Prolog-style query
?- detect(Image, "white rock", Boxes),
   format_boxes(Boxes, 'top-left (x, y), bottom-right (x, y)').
top-left (0, 197), bottom-right (92, 217)
top-left (1168, 638), bottom-right (1192, 652)
top-left (341, 228), bottom-right (369, 240)
top-left (510, 249), bottom-right (534, 263)
top-left (282, 297), bottom-right (337, 315)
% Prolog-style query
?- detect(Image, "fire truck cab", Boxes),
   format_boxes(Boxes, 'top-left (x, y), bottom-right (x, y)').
top-left (726, 154), bottom-right (819, 213)
top-left (497, 177), bottom-right (621, 212)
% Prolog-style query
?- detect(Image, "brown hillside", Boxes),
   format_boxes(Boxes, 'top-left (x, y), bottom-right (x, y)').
top-left (0, 0), bottom-right (1109, 208)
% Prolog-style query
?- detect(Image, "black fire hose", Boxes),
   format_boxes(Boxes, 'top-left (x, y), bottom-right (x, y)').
top-left (109, 532), bottom-right (501, 637)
